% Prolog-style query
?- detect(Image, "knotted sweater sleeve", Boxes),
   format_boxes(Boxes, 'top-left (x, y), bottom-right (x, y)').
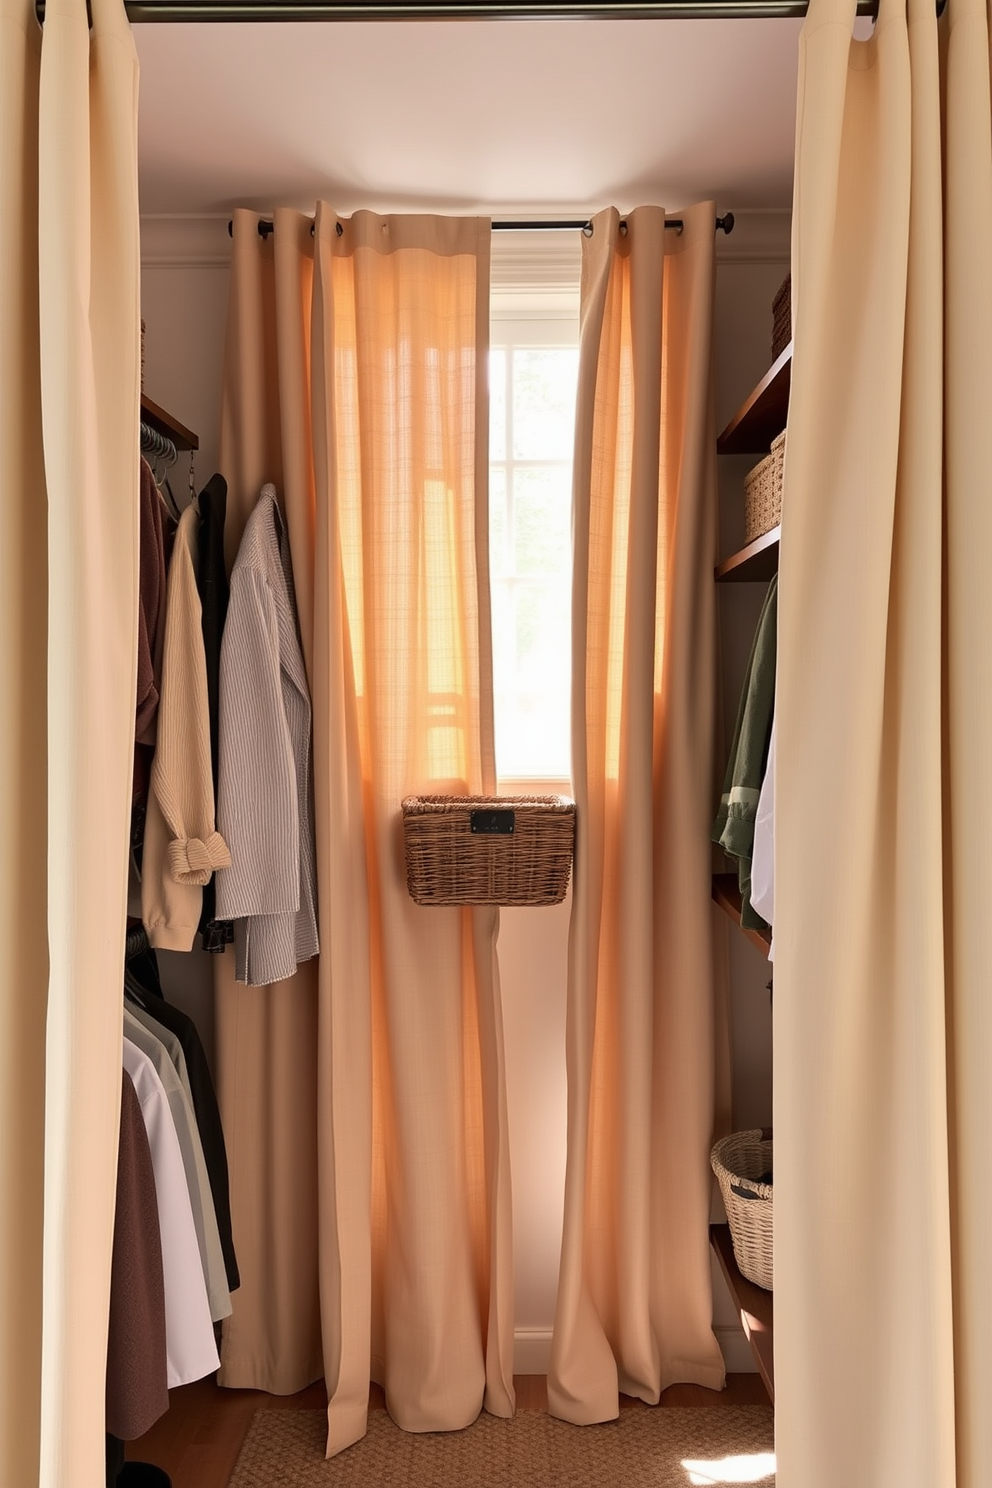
top-left (142, 505), bottom-right (231, 951)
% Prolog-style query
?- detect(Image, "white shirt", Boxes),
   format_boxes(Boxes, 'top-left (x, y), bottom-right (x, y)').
top-left (123, 1038), bottom-right (220, 1387)
top-left (124, 1008), bottom-right (231, 1322)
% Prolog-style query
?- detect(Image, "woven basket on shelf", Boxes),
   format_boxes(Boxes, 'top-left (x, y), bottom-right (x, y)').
top-left (743, 430), bottom-right (786, 545)
top-left (711, 1129), bottom-right (773, 1291)
top-left (772, 272), bottom-right (792, 360)
top-left (402, 795), bottom-right (575, 907)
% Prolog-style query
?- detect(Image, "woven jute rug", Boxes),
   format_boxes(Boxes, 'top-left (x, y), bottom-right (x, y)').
top-left (227, 1404), bottom-right (775, 1486)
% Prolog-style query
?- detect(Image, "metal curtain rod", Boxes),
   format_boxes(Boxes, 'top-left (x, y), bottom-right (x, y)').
top-left (229, 212), bottom-right (735, 237)
top-left (35, 0), bottom-right (883, 20)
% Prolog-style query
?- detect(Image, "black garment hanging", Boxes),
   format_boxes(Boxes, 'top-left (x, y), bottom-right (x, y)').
top-left (194, 473), bottom-right (235, 954)
top-left (125, 939), bottom-right (240, 1293)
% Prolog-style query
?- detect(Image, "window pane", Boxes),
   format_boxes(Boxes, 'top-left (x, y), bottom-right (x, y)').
top-left (494, 580), bottom-right (571, 778)
top-left (490, 349), bottom-right (506, 462)
top-left (513, 466), bottom-right (571, 577)
top-left (489, 467), bottom-right (507, 576)
top-left (512, 350), bottom-right (578, 460)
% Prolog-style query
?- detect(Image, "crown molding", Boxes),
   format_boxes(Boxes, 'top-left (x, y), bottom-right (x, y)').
top-left (715, 207), bottom-right (791, 264)
top-left (141, 214), bottom-right (233, 268)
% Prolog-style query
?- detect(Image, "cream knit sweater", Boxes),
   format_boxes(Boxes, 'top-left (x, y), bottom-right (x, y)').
top-left (142, 502), bottom-right (230, 950)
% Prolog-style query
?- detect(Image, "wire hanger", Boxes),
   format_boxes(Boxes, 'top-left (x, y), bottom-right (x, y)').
top-left (140, 421), bottom-right (183, 521)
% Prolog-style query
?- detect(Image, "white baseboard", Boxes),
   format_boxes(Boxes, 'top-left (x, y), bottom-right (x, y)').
top-left (514, 1329), bottom-right (553, 1374)
top-left (715, 1325), bottom-right (759, 1375)
top-left (514, 1326), bottom-right (757, 1378)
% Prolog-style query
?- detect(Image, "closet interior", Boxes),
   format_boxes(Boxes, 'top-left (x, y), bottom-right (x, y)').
top-left (708, 332), bottom-right (790, 1404)
top-left (14, 6), bottom-right (802, 1483)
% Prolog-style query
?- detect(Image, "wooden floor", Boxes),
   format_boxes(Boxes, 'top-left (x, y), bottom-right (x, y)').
top-left (126, 1373), bottom-right (770, 1487)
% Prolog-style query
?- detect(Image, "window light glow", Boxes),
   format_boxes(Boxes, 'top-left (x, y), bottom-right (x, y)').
top-left (681, 1452), bottom-right (777, 1485)
top-left (489, 339), bottom-right (578, 780)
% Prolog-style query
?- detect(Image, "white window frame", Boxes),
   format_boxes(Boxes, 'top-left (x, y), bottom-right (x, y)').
top-left (489, 231), bottom-right (581, 792)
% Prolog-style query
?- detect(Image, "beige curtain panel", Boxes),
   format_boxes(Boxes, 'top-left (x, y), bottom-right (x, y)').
top-left (217, 206), bottom-right (514, 1458)
top-left (0, 0), bottom-right (141, 1483)
top-left (548, 203), bottom-right (726, 1425)
top-left (215, 211), bottom-right (324, 1399)
top-left (776, 0), bottom-right (992, 1482)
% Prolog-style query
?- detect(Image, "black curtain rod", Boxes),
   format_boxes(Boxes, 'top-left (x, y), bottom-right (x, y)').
top-left (36, 0), bottom-right (884, 20)
top-left (228, 212), bottom-right (735, 238)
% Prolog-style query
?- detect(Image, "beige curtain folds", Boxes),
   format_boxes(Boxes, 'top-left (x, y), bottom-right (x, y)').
top-left (0, 0), bottom-right (140, 1480)
top-left (548, 203), bottom-right (725, 1425)
top-left (0, 3), bottom-right (48, 1481)
top-left (218, 207), bottom-right (514, 1457)
top-left (776, 0), bottom-right (992, 1481)
top-left (215, 210), bottom-right (323, 1396)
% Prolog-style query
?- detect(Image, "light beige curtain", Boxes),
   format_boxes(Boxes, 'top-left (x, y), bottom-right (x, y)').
top-left (549, 203), bottom-right (726, 1424)
top-left (0, 0), bottom-right (140, 1482)
top-left (776, 0), bottom-right (992, 1482)
top-left (218, 206), bottom-right (514, 1457)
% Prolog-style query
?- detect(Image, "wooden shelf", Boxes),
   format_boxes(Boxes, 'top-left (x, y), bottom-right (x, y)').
top-left (711, 1223), bottom-right (774, 1403)
top-left (712, 873), bottom-right (772, 955)
top-left (141, 393), bottom-right (199, 453)
top-left (715, 526), bottom-right (780, 583)
top-left (717, 343), bottom-right (791, 456)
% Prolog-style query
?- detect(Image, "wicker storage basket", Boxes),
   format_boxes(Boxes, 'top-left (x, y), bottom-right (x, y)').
top-left (772, 272), bottom-right (792, 361)
top-left (743, 430), bottom-right (786, 544)
top-left (711, 1129), bottom-right (773, 1291)
top-left (402, 794), bottom-right (575, 907)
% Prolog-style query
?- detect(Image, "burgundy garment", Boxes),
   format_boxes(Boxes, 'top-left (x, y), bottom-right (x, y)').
top-left (135, 458), bottom-right (167, 748)
top-left (106, 1070), bottom-right (169, 1442)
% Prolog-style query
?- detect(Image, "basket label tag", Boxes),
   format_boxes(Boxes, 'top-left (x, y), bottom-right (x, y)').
top-left (470, 808), bottom-right (515, 836)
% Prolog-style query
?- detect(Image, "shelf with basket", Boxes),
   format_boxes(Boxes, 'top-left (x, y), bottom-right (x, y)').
top-left (714, 343), bottom-right (790, 583)
top-left (716, 341), bottom-right (791, 457)
top-left (711, 327), bottom-right (788, 933)
top-left (710, 311), bottom-right (787, 1399)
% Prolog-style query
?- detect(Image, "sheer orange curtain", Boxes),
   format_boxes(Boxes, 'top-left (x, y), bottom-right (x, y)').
top-left (218, 207), bottom-right (514, 1458)
top-left (549, 203), bottom-right (726, 1425)
top-left (776, 0), bottom-right (992, 1482)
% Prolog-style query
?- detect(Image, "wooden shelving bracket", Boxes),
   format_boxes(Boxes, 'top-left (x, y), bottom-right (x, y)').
top-left (711, 1223), bottom-right (774, 1403)
top-left (141, 393), bottom-right (199, 453)
top-left (715, 526), bottom-right (780, 583)
top-left (717, 344), bottom-right (791, 457)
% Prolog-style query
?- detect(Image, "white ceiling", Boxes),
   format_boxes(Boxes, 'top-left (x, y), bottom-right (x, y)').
top-left (135, 17), bottom-right (803, 218)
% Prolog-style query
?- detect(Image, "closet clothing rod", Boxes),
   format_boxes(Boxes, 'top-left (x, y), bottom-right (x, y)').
top-left (229, 212), bottom-right (735, 237)
top-left (40, 0), bottom-right (882, 19)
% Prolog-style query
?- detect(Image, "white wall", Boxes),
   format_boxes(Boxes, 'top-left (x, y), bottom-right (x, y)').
top-left (139, 208), bottom-right (788, 1380)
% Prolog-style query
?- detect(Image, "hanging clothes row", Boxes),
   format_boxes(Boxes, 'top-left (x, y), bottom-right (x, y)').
top-left (105, 928), bottom-right (240, 1484)
top-left (136, 465), bottom-right (318, 983)
top-left (712, 572), bottom-right (778, 951)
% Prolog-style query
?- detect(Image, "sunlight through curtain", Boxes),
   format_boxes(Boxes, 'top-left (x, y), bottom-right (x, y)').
top-left (217, 206), bottom-right (514, 1458)
top-left (549, 203), bottom-right (727, 1424)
